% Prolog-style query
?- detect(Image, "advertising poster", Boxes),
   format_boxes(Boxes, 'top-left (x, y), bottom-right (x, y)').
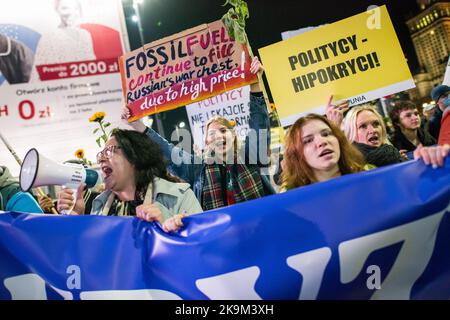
top-left (0, 0), bottom-right (129, 176)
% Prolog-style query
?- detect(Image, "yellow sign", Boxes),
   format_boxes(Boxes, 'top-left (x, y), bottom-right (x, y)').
top-left (259, 6), bottom-right (414, 126)
top-left (270, 126), bottom-right (285, 150)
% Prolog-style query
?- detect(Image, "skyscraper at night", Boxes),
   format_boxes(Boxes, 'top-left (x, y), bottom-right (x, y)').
top-left (406, 0), bottom-right (450, 100)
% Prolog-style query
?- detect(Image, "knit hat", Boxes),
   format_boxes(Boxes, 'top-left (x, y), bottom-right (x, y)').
top-left (430, 85), bottom-right (450, 101)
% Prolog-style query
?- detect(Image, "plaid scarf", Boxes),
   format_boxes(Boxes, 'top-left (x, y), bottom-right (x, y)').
top-left (202, 164), bottom-right (265, 210)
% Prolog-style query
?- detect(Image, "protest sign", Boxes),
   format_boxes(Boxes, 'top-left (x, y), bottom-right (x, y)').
top-left (119, 19), bottom-right (257, 122)
top-left (259, 6), bottom-right (415, 126)
top-left (443, 55), bottom-right (450, 86)
top-left (1, 158), bottom-right (449, 299)
top-left (185, 86), bottom-right (250, 149)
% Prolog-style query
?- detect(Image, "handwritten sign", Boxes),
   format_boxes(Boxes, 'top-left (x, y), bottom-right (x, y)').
top-left (119, 20), bottom-right (257, 122)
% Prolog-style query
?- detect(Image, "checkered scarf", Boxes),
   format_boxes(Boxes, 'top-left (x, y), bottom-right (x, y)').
top-left (202, 164), bottom-right (265, 210)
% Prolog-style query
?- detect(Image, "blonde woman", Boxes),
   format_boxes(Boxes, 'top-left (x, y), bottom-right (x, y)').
top-left (342, 105), bottom-right (449, 168)
top-left (125, 57), bottom-right (275, 210)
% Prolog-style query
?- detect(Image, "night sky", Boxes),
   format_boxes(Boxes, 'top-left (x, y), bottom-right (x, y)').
top-left (122, 0), bottom-right (422, 133)
top-left (124, 0), bottom-right (421, 72)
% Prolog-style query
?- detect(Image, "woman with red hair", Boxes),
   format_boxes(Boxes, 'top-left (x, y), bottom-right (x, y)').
top-left (281, 114), bottom-right (366, 190)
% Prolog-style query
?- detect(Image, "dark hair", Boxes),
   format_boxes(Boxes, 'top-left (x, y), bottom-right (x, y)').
top-left (389, 101), bottom-right (417, 127)
top-left (111, 129), bottom-right (180, 192)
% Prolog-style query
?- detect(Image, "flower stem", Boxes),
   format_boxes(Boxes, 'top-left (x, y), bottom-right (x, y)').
top-left (99, 121), bottom-right (108, 143)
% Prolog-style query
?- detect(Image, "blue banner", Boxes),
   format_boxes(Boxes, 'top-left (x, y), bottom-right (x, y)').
top-left (0, 157), bottom-right (449, 300)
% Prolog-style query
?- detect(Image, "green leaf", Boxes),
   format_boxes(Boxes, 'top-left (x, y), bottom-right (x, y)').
top-left (221, 1), bottom-right (249, 44)
top-left (93, 128), bottom-right (99, 134)
top-left (104, 123), bottom-right (111, 128)
top-left (96, 138), bottom-right (101, 148)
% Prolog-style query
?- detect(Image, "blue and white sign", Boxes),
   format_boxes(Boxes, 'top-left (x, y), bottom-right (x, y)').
top-left (0, 157), bottom-right (449, 300)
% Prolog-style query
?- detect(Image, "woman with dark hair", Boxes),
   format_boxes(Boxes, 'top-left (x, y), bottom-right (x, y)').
top-left (58, 129), bottom-right (202, 232)
top-left (282, 114), bottom-right (366, 190)
top-left (389, 101), bottom-right (436, 154)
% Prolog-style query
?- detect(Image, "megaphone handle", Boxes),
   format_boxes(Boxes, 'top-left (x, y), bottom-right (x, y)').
top-left (59, 187), bottom-right (78, 215)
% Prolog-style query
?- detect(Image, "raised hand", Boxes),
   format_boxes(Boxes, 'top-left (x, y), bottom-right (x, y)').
top-left (121, 108), bottom-right (146, 133)
top-left (325, 95), bottom-right (349, 127)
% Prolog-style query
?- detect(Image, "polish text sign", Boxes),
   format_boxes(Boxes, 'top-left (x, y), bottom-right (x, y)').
top-left (185, 86), bottom-right (250, 150)
top-left (259, 6), bottom-right (414, 126)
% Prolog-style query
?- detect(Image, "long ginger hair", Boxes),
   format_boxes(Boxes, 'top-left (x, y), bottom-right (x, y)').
top-left (282, 114), bottom-right (366, 190)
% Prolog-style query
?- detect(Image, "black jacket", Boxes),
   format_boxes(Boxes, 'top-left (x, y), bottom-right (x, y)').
top-left (391, 127), bottom-right (436, 153)
top-left (354, 143), bottom-right (404, 168)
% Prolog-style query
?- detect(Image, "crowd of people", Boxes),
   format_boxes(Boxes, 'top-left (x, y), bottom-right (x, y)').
top-left (1, 57), bottom-right (449, 234)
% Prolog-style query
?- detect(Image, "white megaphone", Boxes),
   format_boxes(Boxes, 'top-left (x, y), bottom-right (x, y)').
top-left (19, 148), bottom-right (99, 215)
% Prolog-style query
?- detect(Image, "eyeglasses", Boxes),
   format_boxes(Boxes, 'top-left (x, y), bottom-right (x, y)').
top-left (96, 145), bottom-right (121, 163)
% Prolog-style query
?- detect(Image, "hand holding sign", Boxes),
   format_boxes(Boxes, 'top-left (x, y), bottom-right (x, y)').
top-left (249, 56), bottom-right (264, 75)
top-left (162, 213), bottom-right (187, 233)
top-left (250, 56), bottom-right (264, 93)
top-left (121, 108), bottom-right (146, 133)
top-left (325, 95), bottom-right (349, 127)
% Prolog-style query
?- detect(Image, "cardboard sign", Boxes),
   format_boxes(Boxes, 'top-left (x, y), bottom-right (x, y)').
top-left (119, 20), bottom-right (257, 121)
top-left (259, 6), bottom-right (415, 126)
top-left (185, 85), bottom-right (250, 150)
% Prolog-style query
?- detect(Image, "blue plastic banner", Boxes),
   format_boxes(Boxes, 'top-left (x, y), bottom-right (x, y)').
top-left (0, 157), bottom-right (449, 300)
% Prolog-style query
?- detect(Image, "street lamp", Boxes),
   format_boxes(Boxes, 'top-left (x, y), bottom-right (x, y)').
top-left (131, 0), bottom-right (166, 137)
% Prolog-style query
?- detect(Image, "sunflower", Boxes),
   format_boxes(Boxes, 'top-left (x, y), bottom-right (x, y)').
top-left (228, 120), bottom-right (236, 127)
top-left (75, 149), bottom-right (85, 159)
top-left (269, 103), bottom-right (276, 113)
top-left (89, 111), bottom-right (106, 122)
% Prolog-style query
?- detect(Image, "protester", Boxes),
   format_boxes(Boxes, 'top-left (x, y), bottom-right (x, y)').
top-left (0, 165), bottom-right (43, 213)
top-left (343, 105), bottom-right (407, 166)
top-left (281, 114), bottom-right (366, 190)
top-left (37, 193), bottom-right (55, 213)
top-left (428, 85), bottom-right (450, 140)
top-left (422, 103), bottom-right (435, 130)
top-left (124, 57), bottom-right (275, 211)
top-left (388, 101), bottom-right (436, 153)
top-left (438, 95), bottom-right (450, 146)
top-left (57, 129), bottom-right (202, 232)
top-left (343, 105), bottom-right (449, 167)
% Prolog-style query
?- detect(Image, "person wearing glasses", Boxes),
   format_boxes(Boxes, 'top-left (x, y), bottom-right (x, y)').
top-left (57, 129), bottom-right (202, 232)
top-left (388, 101), bottom-right (436, 156)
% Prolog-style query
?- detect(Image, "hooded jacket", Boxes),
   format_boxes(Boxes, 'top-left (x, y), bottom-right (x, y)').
top-left (0, 166), bottom-right (42, 213)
